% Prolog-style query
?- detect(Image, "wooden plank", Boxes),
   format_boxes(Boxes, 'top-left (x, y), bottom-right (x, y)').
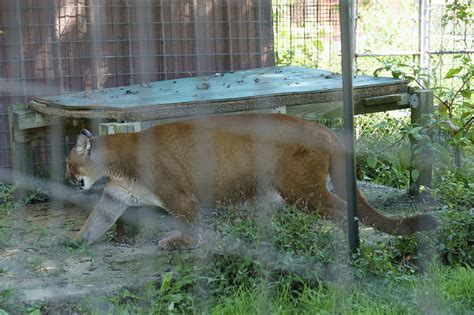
top-left (99, 122), bottom-right (142, 135)
top-left (287, 96), bottom-right (410, 119)
top-left (138, 105), bottom-right (287, 129)
top-left (362, 94), bottom-right (403, 107)
top-left (14, 109), bottom-right (53, 130)
top-left (8, 103), bottom-right (34, 197)
top-left (33, 66), bottom-right (407, 110)
top-left (29, 81), bottom-right (407, 122)
top-left (30, 81), bottom-right (407, 122)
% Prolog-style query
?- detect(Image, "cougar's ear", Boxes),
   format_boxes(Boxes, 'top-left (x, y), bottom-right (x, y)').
top-left (80, 129), bottom-right (93, 139)
top-left (76, 129), bottom-right (93, 155)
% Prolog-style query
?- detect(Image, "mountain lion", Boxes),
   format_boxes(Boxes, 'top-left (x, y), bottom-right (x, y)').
top-left (66, 114), bottom-right (437, 249)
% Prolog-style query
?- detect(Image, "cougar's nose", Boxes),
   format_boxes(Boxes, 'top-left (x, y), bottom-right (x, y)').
top-left (68, 177), bottom-right (84, 189)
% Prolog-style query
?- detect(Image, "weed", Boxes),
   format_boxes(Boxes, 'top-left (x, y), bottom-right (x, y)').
top-left (437, 208), bottom-right (474, 267)
top-left (104, 271), bottom-right (198, 314)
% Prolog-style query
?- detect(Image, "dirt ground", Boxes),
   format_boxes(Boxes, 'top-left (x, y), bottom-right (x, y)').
top-left (0, 182), bottom-right (439, 309)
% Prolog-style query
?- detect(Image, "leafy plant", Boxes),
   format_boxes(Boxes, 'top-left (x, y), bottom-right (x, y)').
top-left (437, 208), bottom-right (474, 267)
top-left (372, 0), bottom-right (473, 173)
top-left (442, 0), bottom-right (473, 29)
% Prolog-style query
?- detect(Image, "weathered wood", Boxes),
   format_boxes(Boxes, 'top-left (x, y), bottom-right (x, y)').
top-left (14, 109), bottom-right (53, 130)
top-left (287, 94), bottom-right (410, 119)
top-left (8, 104), bottom-right (34, 197)
top-left (137, 105), bottom-right (287, 129)
top-left (409, 89), bottom-right (434, 195)
top-left (99, 122), bottom-right (142, 135)
top-left (33, 66), bottom-right (407, 110)
top-left (30, 66), bottom-right (408, 122)
top-left (48, 121), bottom-right (67, 182)
top-left (362, 94), bottom-right (403, 107)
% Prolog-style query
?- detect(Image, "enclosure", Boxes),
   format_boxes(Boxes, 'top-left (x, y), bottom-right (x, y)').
top-left (0, 0), bottom-right (472, 313)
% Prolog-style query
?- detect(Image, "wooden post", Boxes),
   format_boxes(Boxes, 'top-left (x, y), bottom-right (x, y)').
top-left (8, 104), bottom-right (34, 198)
top-left (409, 89), bottom-right (434, 195)
top-left (99, 122), bottom-right (142, 135)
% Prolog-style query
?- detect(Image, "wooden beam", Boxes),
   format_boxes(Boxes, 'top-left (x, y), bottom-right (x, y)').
top-left (362, 94), bottom-right (403, 106)
top-left (13, 109), bottom-right (53, 130)
top-left (8, 104), bottom-right (34, 198)
top-left (99, 122), bottom-right (142, 135)
top-left (287, 94), bottom-right (410, 119)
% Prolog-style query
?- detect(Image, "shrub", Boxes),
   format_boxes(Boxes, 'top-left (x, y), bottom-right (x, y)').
top-left (437, 208), bottom-right (474, 267)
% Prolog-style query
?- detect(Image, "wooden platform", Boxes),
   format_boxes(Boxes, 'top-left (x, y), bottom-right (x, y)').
top-left (9, 65), bottom-right (433, 194)
top-left (29, 66), bottom-right (410, 121)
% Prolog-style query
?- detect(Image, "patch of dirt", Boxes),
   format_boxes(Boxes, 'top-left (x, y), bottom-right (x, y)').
top-left (0, 190), bottom-right (195, 309)
top-left (0, 182), bottom-right (439, 309)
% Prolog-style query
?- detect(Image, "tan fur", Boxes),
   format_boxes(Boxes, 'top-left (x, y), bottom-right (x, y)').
top-left (66, 113), bottom-right (437, 248)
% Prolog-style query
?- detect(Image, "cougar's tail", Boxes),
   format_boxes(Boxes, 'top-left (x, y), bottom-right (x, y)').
top-left (328, 133), bottom-right (437, 235)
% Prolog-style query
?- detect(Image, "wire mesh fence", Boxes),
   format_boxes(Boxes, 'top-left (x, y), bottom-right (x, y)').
top-left (1, 0), bottom-right (471, 181)
top-left (272, 0), bottom-right (341, 71)
top-left (0, 0), bottom-right (275, 181)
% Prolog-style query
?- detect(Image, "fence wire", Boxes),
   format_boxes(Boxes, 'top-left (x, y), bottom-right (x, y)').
top-left (0, 0), bottom-right (472, 180)
top-left (0, 0), bottom-right (275, 181)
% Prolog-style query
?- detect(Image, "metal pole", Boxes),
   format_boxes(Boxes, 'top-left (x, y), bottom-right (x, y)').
top-left (339, 0), bottom-right (359, 253)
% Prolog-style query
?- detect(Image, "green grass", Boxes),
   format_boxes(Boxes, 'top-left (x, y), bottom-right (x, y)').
top-left (77, 262), bottom-right (471, 314)
top-left (53, 203), bottom-right (469, 314)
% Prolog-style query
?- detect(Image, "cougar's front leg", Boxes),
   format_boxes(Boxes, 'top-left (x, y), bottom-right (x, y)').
top-left (158, 192), bottom-right (200, 250)
top-left (77, 182), bottom-right (129, 244)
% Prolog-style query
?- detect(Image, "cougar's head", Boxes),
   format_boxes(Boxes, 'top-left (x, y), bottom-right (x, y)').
top-left (66, 129), bottom-right (105, 191)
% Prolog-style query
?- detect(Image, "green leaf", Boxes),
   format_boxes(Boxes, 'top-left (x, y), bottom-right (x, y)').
top-left (447, 252), bottom-right (453, 264)
top-left (464, 101), bottom-right (474, 108)
top-left (398, 145), bottom-right (412, 170)
top-left (373, 68), bottom-right (384, 77)
top-left (432, 143), bottom-right (452, 165)
top-left (160, 272), bottom-right (174, 294)
top-left (461, 111), bottom-right (472, 120)
top-left (460, 89), bottom-right (471, 99)
top-left (367, 156), bottom-right (377, 168)
top-left (391, 70), bottom-right (401, 79)
top-left (444, 67), bottom-right (462, 79)
top-left (166, 293), bottom-right (184, 303)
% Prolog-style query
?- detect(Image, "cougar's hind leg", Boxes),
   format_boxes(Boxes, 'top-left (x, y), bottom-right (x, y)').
top-left (278, 185), bottom-right (348, 224)
top-left (275, 154), bottom-right (349, 225)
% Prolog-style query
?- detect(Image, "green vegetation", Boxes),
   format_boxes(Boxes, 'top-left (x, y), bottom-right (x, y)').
top-left (26, 204), bottom-right (467, 314)
top-left (1, 182), bottom-right (471, 313)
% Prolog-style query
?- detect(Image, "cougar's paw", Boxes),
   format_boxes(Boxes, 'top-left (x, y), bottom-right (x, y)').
top-left (158, 236), bottom-right (198, 250)
top-left (51, 234), bottom-right (84, 248)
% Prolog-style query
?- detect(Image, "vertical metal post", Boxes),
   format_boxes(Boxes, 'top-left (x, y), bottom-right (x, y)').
top-left (339, 0), bottom-right (359, 253)
top-left (419, 0), bottom-right (430, 80)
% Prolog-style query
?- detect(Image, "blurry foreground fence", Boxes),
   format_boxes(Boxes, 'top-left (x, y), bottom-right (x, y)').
top-left (0, 0), bottom-right (275, 181)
